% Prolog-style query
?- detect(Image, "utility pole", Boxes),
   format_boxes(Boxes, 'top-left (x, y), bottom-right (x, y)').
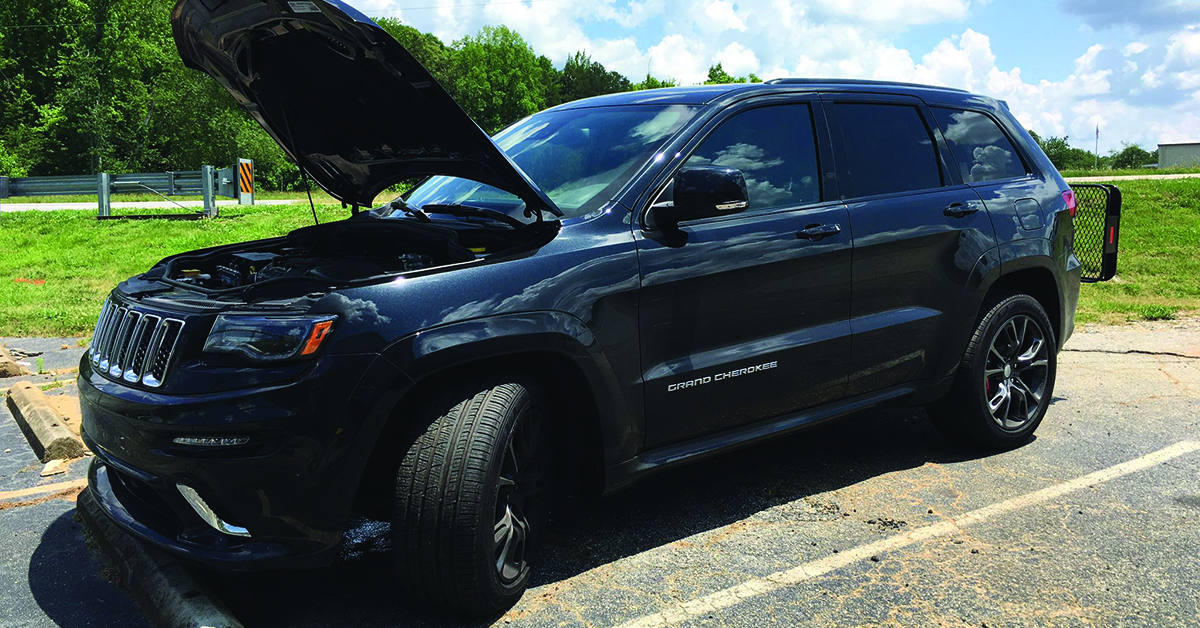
top-left (1095, 124), bottom-right (1099, 169)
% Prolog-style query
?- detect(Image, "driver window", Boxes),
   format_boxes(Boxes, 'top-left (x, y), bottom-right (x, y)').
top-left (663, 104), bottom-right (821, 213)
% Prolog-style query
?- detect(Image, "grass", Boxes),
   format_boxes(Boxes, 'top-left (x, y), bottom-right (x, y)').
top-left (0, 202), bottom-right (348, 336)
top-left (0, 179), bottom-right (1196, 337)
top-left (1060, 166), bottom-right (1200, 178)
top-left (1074, 178), bottom-right (1200, 324)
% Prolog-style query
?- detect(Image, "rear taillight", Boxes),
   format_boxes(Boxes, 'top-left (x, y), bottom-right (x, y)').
top-left (1063, 189), bottom-right (1077, 217)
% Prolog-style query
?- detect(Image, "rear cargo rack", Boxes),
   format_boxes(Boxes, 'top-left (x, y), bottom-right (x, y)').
top-left (1070, 183), bottom-right (1122, 283)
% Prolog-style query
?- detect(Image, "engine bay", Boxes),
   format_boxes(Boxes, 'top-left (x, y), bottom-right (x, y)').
top-left (156, 216), bottom-right (554, 295)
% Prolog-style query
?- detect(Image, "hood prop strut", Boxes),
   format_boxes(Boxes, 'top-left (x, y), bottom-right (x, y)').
top-left (276, 104), bottom-right (320, 226)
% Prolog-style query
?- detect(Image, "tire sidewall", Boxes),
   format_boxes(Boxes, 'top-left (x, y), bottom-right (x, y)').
top-left (965, 295), bottom-right (1058, 446)
top-left (477, 380), bottom-right (542, 606)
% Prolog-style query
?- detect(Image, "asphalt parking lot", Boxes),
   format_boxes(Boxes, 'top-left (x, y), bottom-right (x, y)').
top-left (3, 319), bottom-right (1199, 627)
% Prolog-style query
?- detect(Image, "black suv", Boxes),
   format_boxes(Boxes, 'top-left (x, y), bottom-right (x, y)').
top-left (80, 0), bottom-right (1120, 616)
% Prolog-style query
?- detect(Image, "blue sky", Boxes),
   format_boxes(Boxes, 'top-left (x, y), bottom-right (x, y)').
top-left (345, 0), bottom-right (1200, 154)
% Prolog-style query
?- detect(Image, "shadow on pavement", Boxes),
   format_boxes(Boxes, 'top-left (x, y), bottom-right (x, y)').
top-left (197, 406), bottom-right (1012, 627)
top-left (27, 507), bottom-right (150, 628)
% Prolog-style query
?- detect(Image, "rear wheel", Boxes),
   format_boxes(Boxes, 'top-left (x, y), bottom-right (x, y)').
top-left (392, 373), bottom-right (550, 616)
top-left (928, 293), bottom-right (1057, 449)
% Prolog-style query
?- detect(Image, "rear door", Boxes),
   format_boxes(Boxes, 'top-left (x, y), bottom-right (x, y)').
top-left (928, 105), bottom-right (1048, 249)
top-left (823, 94), bottom-right (997, 396)
top-left (635, 96), bottom-right (852, 449)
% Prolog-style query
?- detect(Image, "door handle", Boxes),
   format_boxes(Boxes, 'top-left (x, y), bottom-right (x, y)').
top-left (796, 223), bottom-right (842, 240)
top-left (943, 203), bottom-right (979, 218)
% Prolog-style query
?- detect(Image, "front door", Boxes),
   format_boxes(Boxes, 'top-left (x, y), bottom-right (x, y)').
top-left (635, 99), bottom-right (853, 449)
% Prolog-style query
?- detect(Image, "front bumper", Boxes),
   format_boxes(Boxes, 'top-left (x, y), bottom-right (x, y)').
top-left (79, 351), bottom-right (406, 571)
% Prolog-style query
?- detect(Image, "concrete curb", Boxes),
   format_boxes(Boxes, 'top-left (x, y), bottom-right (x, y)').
top-left (0, 345), bottom-right (29, 377)
top-left (6, 381), bottom-right (84, 461)
top-left (77, 486), bottom-right (245, 628)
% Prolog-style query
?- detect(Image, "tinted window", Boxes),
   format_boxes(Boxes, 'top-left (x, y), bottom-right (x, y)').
top-left (932, 107), bottom-right (1026, 183)
top-left (836, 103), bottom-right (942, 197)
top-left (399, 104), bottom-right (698, 222)
top-left (680, 104), bottom-right (821, 212)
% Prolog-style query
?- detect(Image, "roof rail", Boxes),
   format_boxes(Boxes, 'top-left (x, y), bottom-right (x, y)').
top-left (764, 78), bottom-right (970, 93)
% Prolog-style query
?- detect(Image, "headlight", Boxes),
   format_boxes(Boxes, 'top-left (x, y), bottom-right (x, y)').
top-left (203, 314), bottom-right (337, 361)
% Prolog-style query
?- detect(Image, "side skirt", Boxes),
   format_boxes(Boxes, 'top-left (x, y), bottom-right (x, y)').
top-left (603, 379), bottom-right (949, 494)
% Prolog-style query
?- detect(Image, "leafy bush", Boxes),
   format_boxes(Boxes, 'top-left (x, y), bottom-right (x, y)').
top-left (1138, 305), bottom-right (1178, 321)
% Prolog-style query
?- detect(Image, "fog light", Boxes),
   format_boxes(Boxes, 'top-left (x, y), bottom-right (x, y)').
top-left (172, 436), bottom-right (251, 447)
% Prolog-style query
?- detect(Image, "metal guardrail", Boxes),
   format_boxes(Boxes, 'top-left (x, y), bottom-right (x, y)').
top-left (0, 158), bottom-right (254, 219)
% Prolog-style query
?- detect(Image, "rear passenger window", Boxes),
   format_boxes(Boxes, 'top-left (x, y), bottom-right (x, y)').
top-left (681, 104), bottom-right (821, 212)
top-left (836, 103), bottom-right (943, 197)
top-left (932, 108), bottom-right (1026, 183)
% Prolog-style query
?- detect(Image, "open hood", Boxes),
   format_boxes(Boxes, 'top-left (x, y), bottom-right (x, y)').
top-left (171, 0), bottom-right (560, 215)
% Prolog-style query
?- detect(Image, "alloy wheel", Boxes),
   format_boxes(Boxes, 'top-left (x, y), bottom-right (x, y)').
top-left (493, 408), bottom-right (547, 586)
top-left (983, 314), bottom-right (1050, 431)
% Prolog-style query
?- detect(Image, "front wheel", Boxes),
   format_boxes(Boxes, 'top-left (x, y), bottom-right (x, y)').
top-left (392, 373), bottom-right (550, 616)
top-left (928, 293), bottom-right (1057, 449)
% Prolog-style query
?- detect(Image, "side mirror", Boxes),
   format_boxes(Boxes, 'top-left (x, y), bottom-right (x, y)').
top-left (654, 166), bottom-right (749, 226)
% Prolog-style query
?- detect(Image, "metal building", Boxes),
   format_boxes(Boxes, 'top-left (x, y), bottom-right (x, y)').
top-left (1158, 141), bottom-right (1200, 168)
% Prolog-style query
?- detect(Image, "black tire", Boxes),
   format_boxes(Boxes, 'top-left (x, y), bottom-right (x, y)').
top-left (392, 373), bottom-right (551, 616)
top-left (927, 293), bottom-right (1057, 450)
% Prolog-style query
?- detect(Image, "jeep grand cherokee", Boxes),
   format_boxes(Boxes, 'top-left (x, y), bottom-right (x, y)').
top-left (79, 0), bottom-right (1120, 616)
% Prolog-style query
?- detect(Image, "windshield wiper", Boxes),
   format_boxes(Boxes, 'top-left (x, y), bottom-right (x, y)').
top-left (377, 199), bottom-right (430, 222)
top-left (419, 203), bottom-right (527, 229)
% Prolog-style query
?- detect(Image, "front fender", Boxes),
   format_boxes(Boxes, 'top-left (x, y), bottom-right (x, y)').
top-left (379, 311), bottom-right (640, 466)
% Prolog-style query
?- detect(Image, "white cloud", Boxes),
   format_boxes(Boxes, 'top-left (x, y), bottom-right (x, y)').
top-left (714, 42), bottom-right (761, 76)
top-left (345, 0), bottom-right (1200, 152)
top-left (1166, 29), bottom-right (1200, 65)
top-left (1178, 70), bottom-right (1200, 89)
top-left (1142, 68), bottom-right (1163, 88)
top-left (701, 0), bottom-right (747, 32)
top-left (646, 34), bottom-right (711, 85)
top-left (811, 0), bottom-right (971, 26)
top-left (1123, 41), bottom-right (1148, 56)
top-left (596, 0), bottom-right (667, 28)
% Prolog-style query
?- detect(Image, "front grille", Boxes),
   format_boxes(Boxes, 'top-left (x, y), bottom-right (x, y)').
top-left (88, 298), bottom-right (185, 388)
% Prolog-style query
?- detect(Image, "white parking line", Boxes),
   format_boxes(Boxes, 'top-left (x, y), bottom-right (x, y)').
top-left (616, 440), bottom-right (1200, 628)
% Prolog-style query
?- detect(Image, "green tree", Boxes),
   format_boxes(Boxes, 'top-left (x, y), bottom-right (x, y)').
top-left (704, 63), bottom-right (761, 85)
top-left (1035, 135), bottom-right (1098, 170)
top-left (450, 26), bottom-right (546, 133)
top-left (1109, 142), bottom-right (1154, 169)
top-left (632, 73), bottom-right (678, 90)
top-left (374, 18), bottom-right (455, 88)
top-left (559, 50), bottom-right (632, 103)
top-left (705, 63), bottom-right (737, 84)
top-left (538, 55), bottom-right (563, 108)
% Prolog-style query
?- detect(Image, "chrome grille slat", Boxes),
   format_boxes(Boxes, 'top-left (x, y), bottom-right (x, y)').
top-left (94, 302), bottom-right (117, 365)
top-left (142, 319), bottom-right (184, 388)
top-left (88, 299), bottom-right (185, 388)
top-left (88, 299), bottom-right (113, 362)
top-left (109, 311), bottom-right (143, 377)
top-left (123, 314), bottom-right (160, 383)
top-left (139, 319), bottom-right (169, 382)
top-left (97, 306), bottom-right (129, 372)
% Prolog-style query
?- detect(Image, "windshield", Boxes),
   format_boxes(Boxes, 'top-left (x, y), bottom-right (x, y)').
top-left (390, 104), bottom-right (699, 222)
